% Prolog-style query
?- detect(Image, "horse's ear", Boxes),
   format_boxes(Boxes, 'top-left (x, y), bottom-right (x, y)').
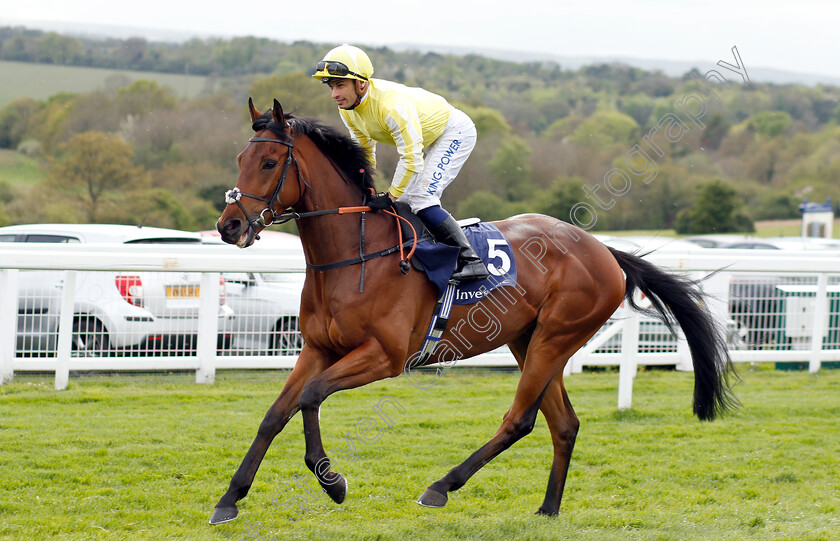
top-left (248, 97), bottom-right (261, 123)
top-left (272, 99), bottom-right (287, 128)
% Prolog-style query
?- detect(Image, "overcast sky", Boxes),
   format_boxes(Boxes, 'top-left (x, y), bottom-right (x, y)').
top-left (3, 0), bottom-right (839, 81)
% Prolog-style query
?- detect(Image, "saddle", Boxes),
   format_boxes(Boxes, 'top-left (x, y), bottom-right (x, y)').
top-left (389, 202), bottom-right (480, 272)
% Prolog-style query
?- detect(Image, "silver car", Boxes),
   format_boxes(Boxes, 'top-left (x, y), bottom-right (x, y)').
top-left (220, 271), bottom-right (305, 355)
top-left (201, 230), bottom-right (305, 356)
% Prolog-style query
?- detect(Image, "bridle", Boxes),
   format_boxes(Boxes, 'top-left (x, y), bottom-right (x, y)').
top-left (224, 132), bottom-right (305, 246)
top-left (224, 132), bottom-right (379, 241)
top-left (224, 128), bottom-right (419, 289)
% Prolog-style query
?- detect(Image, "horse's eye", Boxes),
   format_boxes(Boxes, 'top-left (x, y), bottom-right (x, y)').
top-left (263, 160), bottom-right (277, 170)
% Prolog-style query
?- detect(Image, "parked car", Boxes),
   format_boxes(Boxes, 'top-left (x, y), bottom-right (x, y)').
top-left (599, 234), bottom-right (757, 352)
top-left (592, 235), bottom-right (641, 253)
top-left (220, 271), bottom-right (305, 355)
top-left (0, 224), bottom-right (233, 357)
top-left (683, 234), bottom-right (754, 248)
top-left (723, 236), bottom-right (840, 251)
top-left (606, 235), bottom-right (705, 253)
top-left (201, 230), bottom-right (306, 356)
top-left (712, 236), bottom-right (840, 346)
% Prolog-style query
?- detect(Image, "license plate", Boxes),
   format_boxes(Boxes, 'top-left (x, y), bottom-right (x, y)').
top-left (166, 285), bottom-right (199, 298)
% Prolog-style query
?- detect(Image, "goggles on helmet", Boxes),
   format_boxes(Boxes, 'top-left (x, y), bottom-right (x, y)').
top-left (316, 60), bottom-right (369, 81)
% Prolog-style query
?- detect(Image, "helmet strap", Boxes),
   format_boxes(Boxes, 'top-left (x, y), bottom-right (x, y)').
top-left (347, 80), bottom-right (367, 110)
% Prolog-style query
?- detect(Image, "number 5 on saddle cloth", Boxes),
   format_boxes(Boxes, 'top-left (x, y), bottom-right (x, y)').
top-left (412, 221), bottom-right (519, 367)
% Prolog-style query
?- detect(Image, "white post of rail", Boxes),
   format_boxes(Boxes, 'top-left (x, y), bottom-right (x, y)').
top-left (196, 272), bottom-right (220, 384)
top-left (618, 309), bottom-right (640, 411)
top-left (564, 352), bottom-right (576, 377)
top-left (0, 269), bottom-right (20, 384)
top-left (55, 270), bottom-right (77, 391)
top-left (809, 274), bottom-right (828, 374)
top-left (693, 270), bottom-right (731, 371)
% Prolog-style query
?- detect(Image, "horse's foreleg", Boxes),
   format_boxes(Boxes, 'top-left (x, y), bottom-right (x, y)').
top-left (535, 377), bottom-right (579, 516)
top-left (299, 339), bottom-right (401, 504)
top-left (209, 348), bottom-right (327, 525)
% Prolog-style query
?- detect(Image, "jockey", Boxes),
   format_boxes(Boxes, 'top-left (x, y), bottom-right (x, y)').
top-left (313, 44), bottom-right (489, 283)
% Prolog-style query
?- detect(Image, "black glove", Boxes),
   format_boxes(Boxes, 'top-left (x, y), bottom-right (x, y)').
top-left (365, 192), bottom-right (394, 212)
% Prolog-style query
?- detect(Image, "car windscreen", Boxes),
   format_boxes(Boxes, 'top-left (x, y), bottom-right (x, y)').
top-left (125, 238), bottom-right (202, 244)
top-left (24, 235), bottom-right (81, 243)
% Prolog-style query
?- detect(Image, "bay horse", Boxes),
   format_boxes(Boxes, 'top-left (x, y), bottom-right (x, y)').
top-left (210, 98), bottom-right (736, 524)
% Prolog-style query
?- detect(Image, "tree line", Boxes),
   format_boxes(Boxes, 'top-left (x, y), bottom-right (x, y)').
top-left (1, 25), bottom-right (839, 233)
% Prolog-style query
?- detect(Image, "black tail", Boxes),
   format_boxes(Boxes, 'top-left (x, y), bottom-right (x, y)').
top-left (608, 247), bottom-right (738, 421)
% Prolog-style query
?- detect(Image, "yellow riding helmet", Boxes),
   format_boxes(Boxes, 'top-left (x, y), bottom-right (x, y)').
top-left (312, 44), bottom-right (374, 82)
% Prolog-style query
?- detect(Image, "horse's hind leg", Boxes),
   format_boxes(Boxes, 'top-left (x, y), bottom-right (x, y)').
top-left (509, 336), bottom-right (580, 516)
top-left (534, 376), bottom-right (579, 516)
top-left (417, 330), bottom-right (571, 508)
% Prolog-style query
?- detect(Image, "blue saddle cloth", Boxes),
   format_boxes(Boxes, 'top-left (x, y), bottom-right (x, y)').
top-left (413, 222), bottom-right (518, 305)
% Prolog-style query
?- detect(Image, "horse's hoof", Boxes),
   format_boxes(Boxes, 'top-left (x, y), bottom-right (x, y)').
top-left (209, 505), bottom-right (239, 525)
top-left (535, 506), bottom-right (558, 517)
top-left (324, 475), bottom-right (347, 504)
top-left (417, 487), bottom-right (448, 508)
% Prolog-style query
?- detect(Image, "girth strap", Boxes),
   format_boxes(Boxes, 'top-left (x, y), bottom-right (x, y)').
top-left (306, 240), bottom-right (416, 272)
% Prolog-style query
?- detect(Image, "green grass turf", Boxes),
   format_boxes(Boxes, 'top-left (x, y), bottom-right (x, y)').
top-left (0, 148), bottom-right (45, 187)
top-left (601, 220), bottom-right (840, 240)
top-left (1, 367), bottom-right (838, 540)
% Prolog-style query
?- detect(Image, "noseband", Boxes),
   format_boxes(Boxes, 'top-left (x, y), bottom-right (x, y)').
top-left (224, 134), bottom-right (306, 243)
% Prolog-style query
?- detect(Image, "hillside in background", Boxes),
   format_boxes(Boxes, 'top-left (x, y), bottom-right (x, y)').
top-left (4, 18), bottom-right (839, 86)
top-left (0, 24), bottom-right (839, 235)
top-left (0, 60), bottom-right (213, 108)
top-left (399, 44), bottom-right (840, 88)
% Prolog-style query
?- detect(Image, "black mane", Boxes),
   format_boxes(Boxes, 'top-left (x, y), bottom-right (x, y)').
top-left (252, 110), bottom-right (377, 194)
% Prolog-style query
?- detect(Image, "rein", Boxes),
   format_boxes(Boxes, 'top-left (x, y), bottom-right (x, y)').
top-left (225, 133), bottom-right (417, 287)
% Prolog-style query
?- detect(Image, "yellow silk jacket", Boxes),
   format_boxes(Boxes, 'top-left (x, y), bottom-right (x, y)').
top-left (339, 79), bottom-right (453, 197)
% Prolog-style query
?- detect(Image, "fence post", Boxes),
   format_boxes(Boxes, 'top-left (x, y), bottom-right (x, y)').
top-left (689, 271), bottom-right (731, 371)
top-left (618, 310), bottom-right (640, 411)
top-left (0, 269), bottom-right (19, 384)
top-left (809, 274), bottom-right (828, 374)
top-left (675, 332), bottom-right (691, 371)
top-left (196, 272), bottom-right (220, 384)
top-left (55, 270), bottom-right (77, 391)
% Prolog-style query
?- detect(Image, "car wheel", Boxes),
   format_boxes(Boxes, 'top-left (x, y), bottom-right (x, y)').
top-left (271, 316), bottom-right (303, 355)
top-left (217, 333), bottom-right (232, 350)
top-left (726, 319), bottom-right (749, 350)
top-left (729, 302), bottom-right (766, 349)
top-left (72, 317), bottom-right (110, 357)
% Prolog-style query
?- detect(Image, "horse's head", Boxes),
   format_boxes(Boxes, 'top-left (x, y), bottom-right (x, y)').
top-left (216, 98), bottom-right (303, 247)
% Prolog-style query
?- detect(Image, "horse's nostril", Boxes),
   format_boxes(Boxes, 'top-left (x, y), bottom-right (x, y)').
top-left (217, 218), bottom-right (242, 243)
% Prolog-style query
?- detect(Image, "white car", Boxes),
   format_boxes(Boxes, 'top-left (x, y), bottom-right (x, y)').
top-left (683, 234), bottom-right (754, 248)
top-left (605, 235), bottom-right (705, 253)
top-left (597, 234), bottom-right (748, 352)
top-left (0, 224), bottom-right (233, 357)
top-left (722, 236), bottom-right (840, 251)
